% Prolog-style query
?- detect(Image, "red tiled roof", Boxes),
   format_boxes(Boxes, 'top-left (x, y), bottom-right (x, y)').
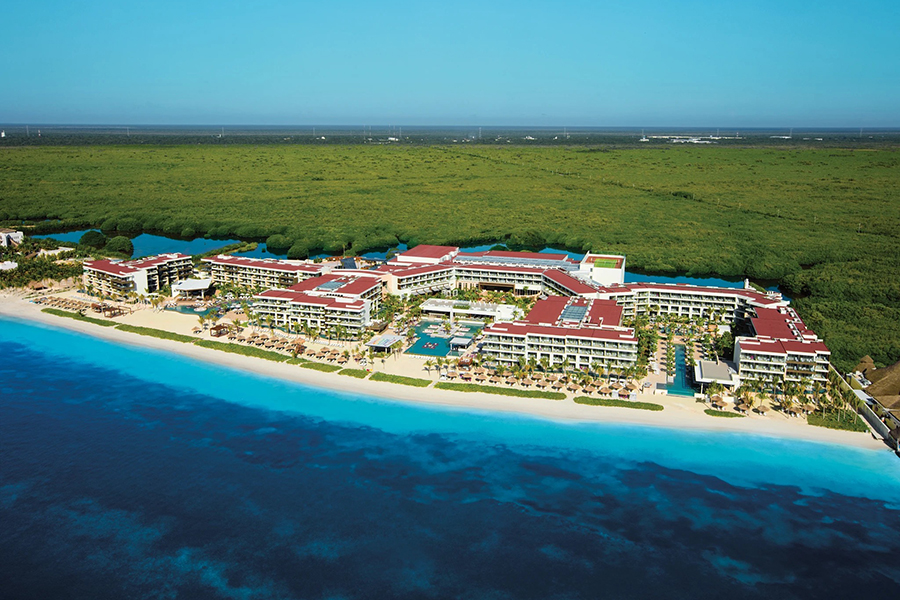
top-left (397, 245), bottom-right (459, 259)
top-left (85, 253), bottom-right (190, 276)
top-left (255, 288), bottom-right (366, 310)
top-left (486, 321), bottom-right (637, 343)
top-left (523, 296), bottom-right (570, 324)
top-left (542, 269), bottom-right (599, 295)
top-left (201, 254), bottom-right (324, 273)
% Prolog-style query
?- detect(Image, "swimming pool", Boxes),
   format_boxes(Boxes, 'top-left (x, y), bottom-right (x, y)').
top-left (667, 344), bottom-right (696, 396)
top-left (405, 320), bottom-right (482, 357)
top-left (165, 305), bottom-right (219, 318)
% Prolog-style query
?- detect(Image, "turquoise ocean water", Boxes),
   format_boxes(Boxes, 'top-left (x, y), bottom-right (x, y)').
top-left (2, 315), bottom-right (899, 598)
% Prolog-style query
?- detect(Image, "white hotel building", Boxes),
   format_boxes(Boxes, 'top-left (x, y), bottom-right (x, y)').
top-left (251, 273), bottom-right (382, 339)
top-left (481, 296), bottom-right (639, 371)
top-left (83, 253), bottom-right (193, 297)
top-left (202, 254), bottom-right (329, 290)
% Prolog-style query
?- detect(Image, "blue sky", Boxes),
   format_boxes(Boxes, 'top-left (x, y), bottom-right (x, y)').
top-left (1, 0), bottom-right (897, 126)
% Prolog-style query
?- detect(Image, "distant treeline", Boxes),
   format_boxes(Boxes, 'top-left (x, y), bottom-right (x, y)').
top-left (1, 144), bottom-right (898, 371)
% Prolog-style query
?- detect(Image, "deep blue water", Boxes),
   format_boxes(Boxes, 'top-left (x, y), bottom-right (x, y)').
top-left (2, 316), bottom-right (899, 599)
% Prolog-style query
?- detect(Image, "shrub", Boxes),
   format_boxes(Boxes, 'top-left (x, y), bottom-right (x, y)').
top-left (574, 396), bottom-right (664, 411)
top-left (78, 230), bottom-right (107, 248)
top-left (105, 236), bottom-right (134, 257)
top-left (194, 339), bottom-right (290, 362)
top-left (704, 409), bottom-right (745, 418)
top-left (338, 368), bottom-right (369, 378)
top-left (41, 307), bottom-right (117, 327)
top-left (808, 409), bottom-right (868, 433)
top-left (300, 362), bottom-right (342, 372)
top-left (435, 382), bottom-right (565, 399)
top-left (115, 324), bottom-right (194, 343)
top-left (369, 372), bottom-right (431, 387)
top-left (266, 234), bottom-right (293, 251)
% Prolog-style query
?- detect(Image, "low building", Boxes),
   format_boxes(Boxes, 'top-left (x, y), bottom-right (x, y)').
top-left (201, 254), bottom-right (328, 290)
top-left (578, 254), bottom-right (626, 286)
top-left (480, 296), bottom-right (638, 371)
top-left (83, 253), bottom-right (192, 297)
top-left (0, 228), bottom-right (24, 247)
top-left (419, 298), bottom-right (520, 322)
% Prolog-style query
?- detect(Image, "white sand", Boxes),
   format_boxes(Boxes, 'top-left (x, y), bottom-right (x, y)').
top-left (0, 294), bottom-right (888, 452)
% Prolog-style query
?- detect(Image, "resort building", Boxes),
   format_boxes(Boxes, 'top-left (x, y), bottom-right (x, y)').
top-left (392, 245), bottom-right (459, 265)
top-left (594, 282), bottom-right (788, 323)
top-left (83, 253), bottom-right (193, 297)
top-left (251, 273), bottom-right (383, 339)
top-left (0, 228), bottom-right (24, 247)
top-left (480, 296), bottom-right (639, 371)
top-left (734, 306), bottom-right (831, 388)
top-left (201, 254), bottom-right (329, 290)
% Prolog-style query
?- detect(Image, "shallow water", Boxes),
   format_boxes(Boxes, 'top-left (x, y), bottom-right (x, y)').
top-left (1, 316), bottom-right (898, 598)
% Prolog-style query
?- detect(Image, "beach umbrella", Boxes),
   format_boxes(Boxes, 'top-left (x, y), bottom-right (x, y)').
top-left (737, 403), bottom-right (750, 412)
top-left (551, 381), bottom-right (564, 389)
top-left (546, 374), bottom-right (558, 382)
top-left (460, 372), bottom-right (472, 380)
top-left (626, 382), bottom-right (638, 391)
top-left (447, 371), bottom-right (458, 379)
top-left (803, 403), bottom-right (817, 413)
top-left (522, 378), bottom-right (534, 386)
top-left (584, 385), bottom-right (596, 394)
top-left (611, 382), bottom-right (622, 390)
top-left (600, 387), bottom-right (612, 395)
top-left (757, 405), bottom-right (770, 414)
top-left (506, 376), bottom-right (517, 385)
top-left (489, 375), bottom-right (501, 383)
top-left (337, 357), bottom-right (348, 364)
top-left (711, 395), bottom-right (723, 404)
top-left (535, 380), bottom-right (548, 388)
top-left (474, 374), bottom-right (486, 381)
top-left (567, 383), bottom-right (580, 392)
top-left (712, 400), bottom-right (727, 409)
top-left (474, 367), bottom-right (485, 374)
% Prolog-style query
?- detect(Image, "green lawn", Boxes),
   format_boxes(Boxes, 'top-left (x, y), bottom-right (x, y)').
top-left (435, 382), bottom-right (566, 400)
top-left (592, 258), bottom-right (619, 268)
top-left (299, 362), bottom-right (342, 373)
top-left (338, 368), bottom-right (370, 378)
top-left (5, 144), bottom-right (899, 370)
top-left (574, 396), bottom-right (663, 411)
top-left (41, 307), bottom-right (117, 327)
top-left (808, 409), bottom-right (869, 433)
top-left (369, 372), bottom-right (432, 387)
top-left (704, 408), bottom-right (745, 418)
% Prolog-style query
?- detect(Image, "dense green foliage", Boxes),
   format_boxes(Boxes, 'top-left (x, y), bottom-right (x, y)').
top-left (704, 409), bottom-right (745, 418)
top-left (299, 362), bottom-right (342, 372)
top-left (435, 382), bottom-right (566, 400)
top-left (194, 339), bottom-right (290, 362)
top-left (41, 307), bottom-right (117, 327)
top-left (3, 144), bottom-right (898, 369)
top-left (574, 396), bottom-right (664, 411)
top-left (338, 368), bottom-right (369, 378)
top-left (114, 324), bottom-right (195, 343)
top-left (369, 372), bottom-right (432, 387)
top-left (0, 256), bottom-right (82, 288)
top-left (807, 409), bottom-right (869, 432)
top-left (104, 235), bottom-right (134, 257)
top-left (78, 230), bottom-right (107, 248)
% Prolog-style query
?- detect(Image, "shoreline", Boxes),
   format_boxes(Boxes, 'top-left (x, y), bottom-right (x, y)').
top-left (0, 295), bottom-right (888, 452)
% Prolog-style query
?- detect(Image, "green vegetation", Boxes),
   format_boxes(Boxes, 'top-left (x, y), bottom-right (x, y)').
top-left (41, 307), bottom-right (117, 327)
top-left (0, 256), bottom-right (82, 289)
top-left (704, 409), bottom-right (745, 418)
top-left (105, 235), bottom-right (134, 257)
top-left (4, 145), bottom-right (899, 369)
top-left (808, 409), bottom-right (869, 433)
top-left (194, 339), bottom-right (290, 362)
top-left (369, 372), bottom-right (432, 387)
top-left (338, 368), bottom-right (370, 378)
top-left (299, 362), bottom-right (342, 372)
top-left (435, 381), bottom-right (566, 400)
top-left (574, 396), bottom-right (664, 411)
top-left (114, 323), bottom-right (195, 343)
top-left (194, 241), bottom-right (258, 261)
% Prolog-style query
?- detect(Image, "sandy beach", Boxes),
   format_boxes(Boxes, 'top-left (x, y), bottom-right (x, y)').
top-left (0, 293), bottom-right (888, 452)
